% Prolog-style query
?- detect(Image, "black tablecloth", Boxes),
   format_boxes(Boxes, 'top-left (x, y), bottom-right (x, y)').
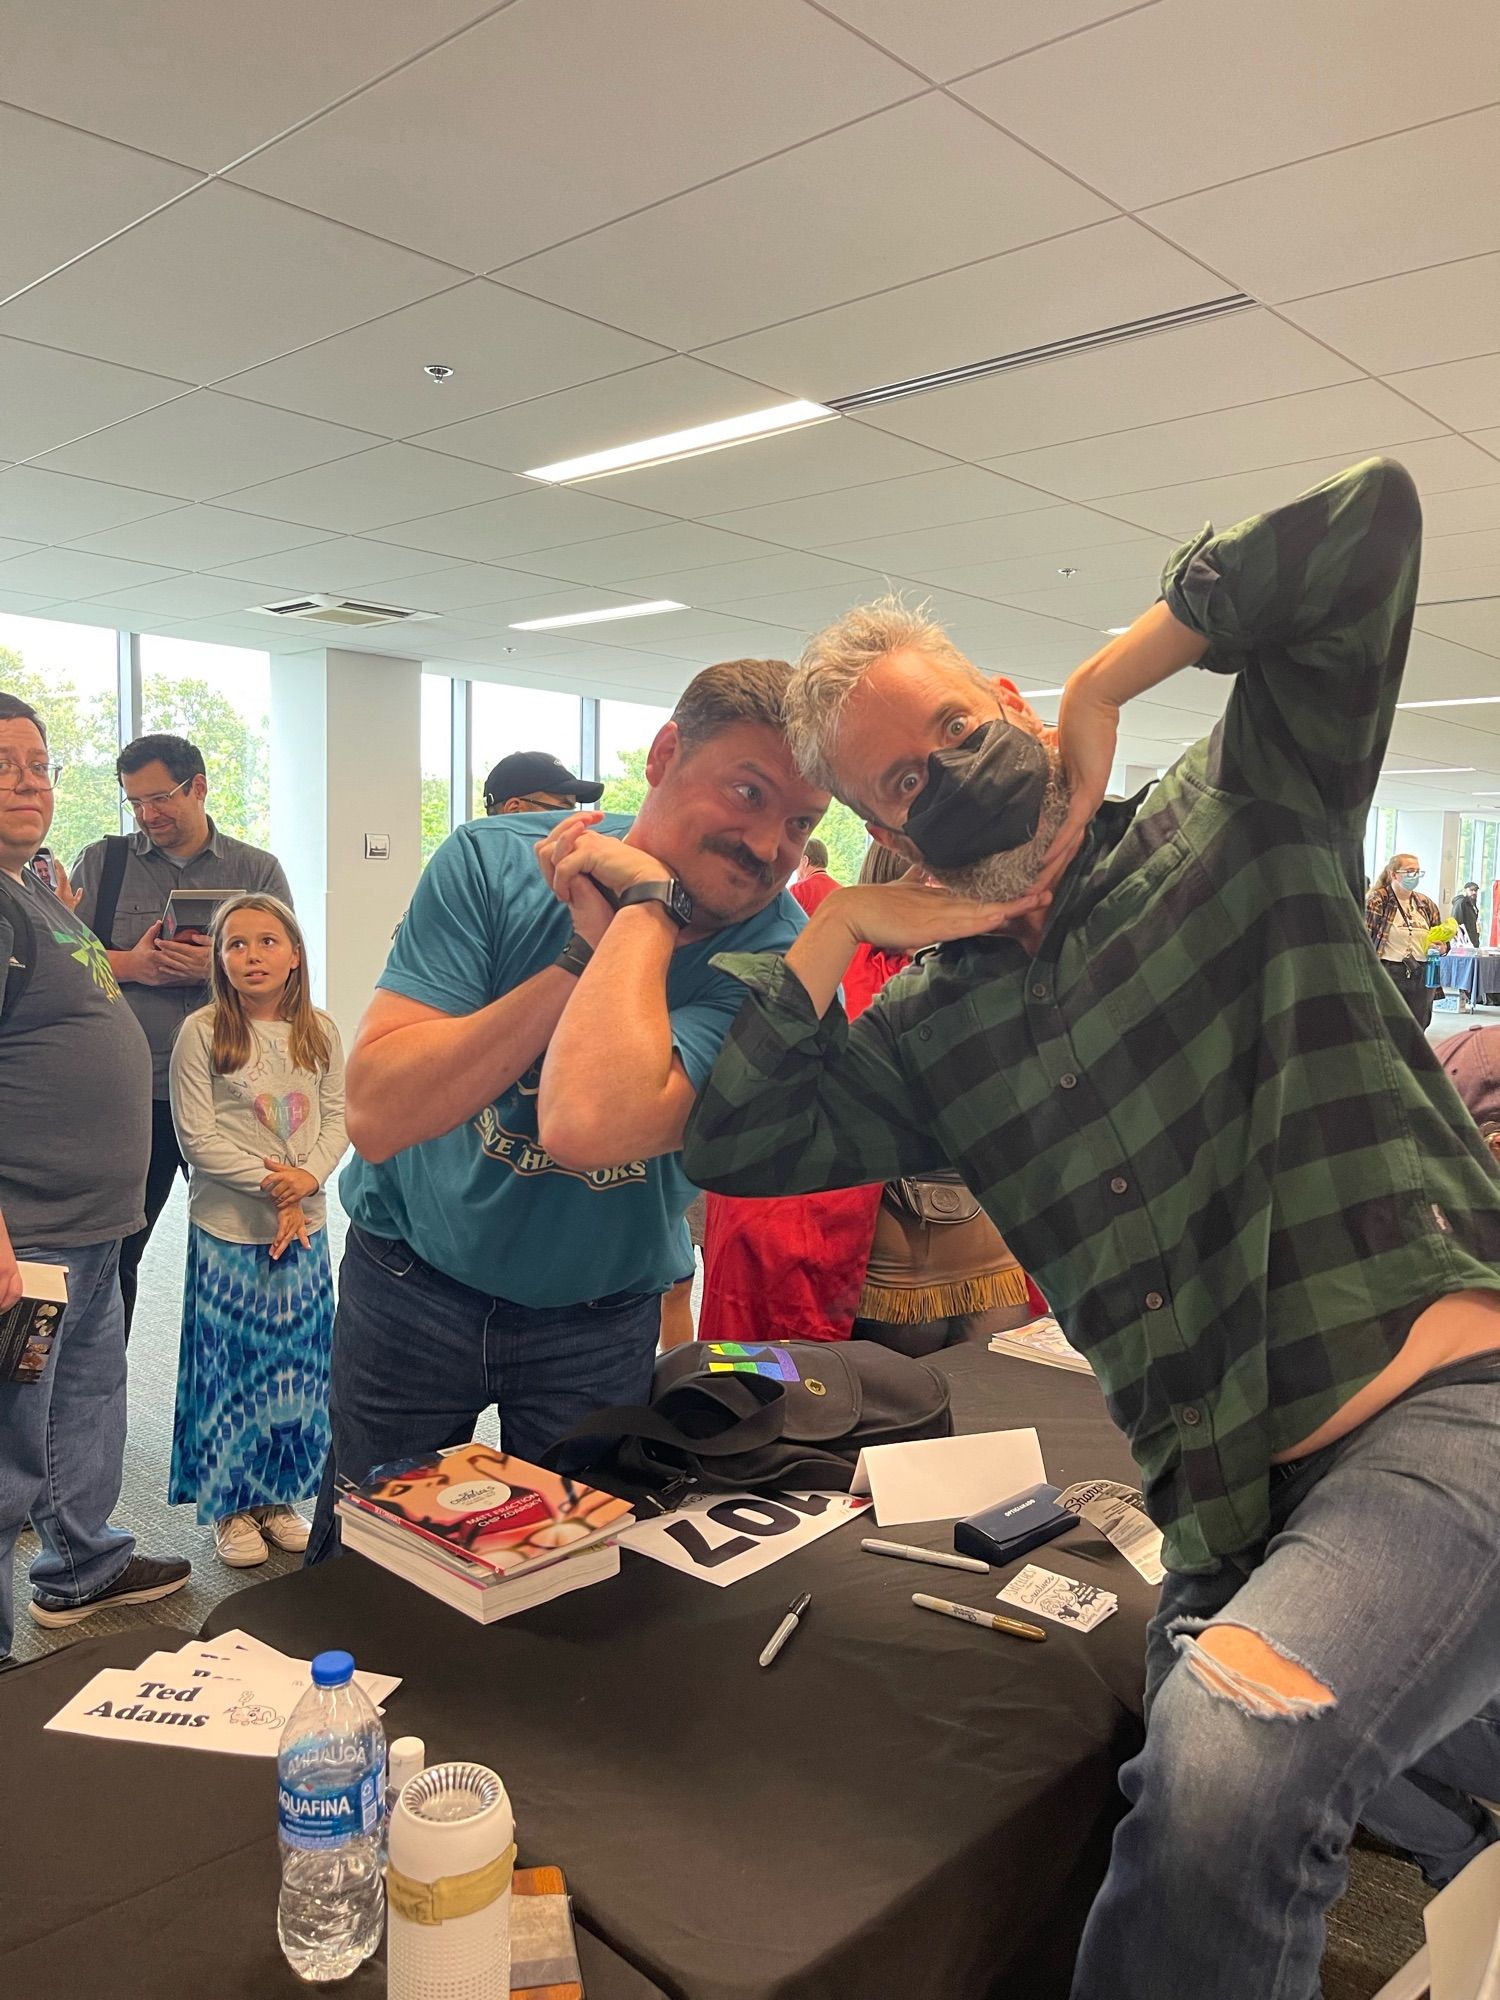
top-left (0, 1346), bottom-right (1152, 2000)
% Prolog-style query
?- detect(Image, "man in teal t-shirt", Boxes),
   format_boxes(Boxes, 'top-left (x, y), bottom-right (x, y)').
top-left (308, 660), bottom-right (828, 1560)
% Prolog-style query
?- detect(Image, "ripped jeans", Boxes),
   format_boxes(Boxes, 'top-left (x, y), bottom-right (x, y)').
top-left (1072, 1355), bottom-right (1500, 2000)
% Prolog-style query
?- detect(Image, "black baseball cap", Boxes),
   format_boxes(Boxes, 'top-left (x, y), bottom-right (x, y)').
top-left (482, 750), bottom-right (603, 812)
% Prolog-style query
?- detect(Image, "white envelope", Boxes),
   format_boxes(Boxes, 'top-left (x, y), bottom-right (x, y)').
top-left (851, 1428), bottom-right (1045, 1527)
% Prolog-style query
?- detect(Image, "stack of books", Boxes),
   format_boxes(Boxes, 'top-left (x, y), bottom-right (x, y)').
top-left (988, 1315), bottom-right (1093, 1375)
top-left (336, 1443), bottom-right (635, 1624)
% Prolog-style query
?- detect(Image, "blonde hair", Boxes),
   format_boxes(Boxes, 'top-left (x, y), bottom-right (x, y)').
top-left (207, 893), bottom-right (331, 1078)
top-left (787, 594), bottom-right (991, 808)
top-left (857, 839), bottom-right (910, 887)
top-left (1374, 853), bottom-right (1420, 897)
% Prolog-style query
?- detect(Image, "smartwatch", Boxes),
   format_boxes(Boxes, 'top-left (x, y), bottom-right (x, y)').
top-left (554, 933), bottom-right (594, 978)
top-left (617, 879), bottom-right (694, 929)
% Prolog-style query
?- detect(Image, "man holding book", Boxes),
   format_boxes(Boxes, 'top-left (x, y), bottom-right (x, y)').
top-left (308, 658), bottom-right (827, 1563)
top-left (0, 691), bottom-right (190, 1662)
top-left (72, 732), bottom-right (292, 1334)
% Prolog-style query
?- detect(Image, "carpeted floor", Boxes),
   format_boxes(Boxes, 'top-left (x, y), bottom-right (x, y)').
top-left (9, 1177), bottom-right (1441, 1994)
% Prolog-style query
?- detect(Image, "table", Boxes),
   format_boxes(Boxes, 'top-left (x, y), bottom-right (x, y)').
top-left (0, 1346), bottom-right (1153, 2000)
top-left (1428, 951), bottom-right (1500, 1003)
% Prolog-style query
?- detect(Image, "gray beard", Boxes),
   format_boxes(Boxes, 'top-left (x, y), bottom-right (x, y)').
top-left (923, 760), bottom-right (1073, 903)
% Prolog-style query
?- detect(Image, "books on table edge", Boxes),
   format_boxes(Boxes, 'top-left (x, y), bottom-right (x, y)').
top-left (988, 1314), bottom-right (1093, 1375)
top-left (0, 1262), bottom-right (68, 1383)
top-left (338, 1507), bottom-right (620, 1624)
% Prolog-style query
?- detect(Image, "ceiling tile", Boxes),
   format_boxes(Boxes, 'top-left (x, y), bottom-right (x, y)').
top-left (101, 573), bottom-right (275, 620)
top-left (858, 310), bottom-right (1359, 459)
top-left (410, 356), bottom-right (790, 475)
top-left (0, 537), bottom-right (41, 564)
top-left (819, 502), bottom-right (1149, 575)
top-left (1279, 255), bottom-right (1500, 378)
top-left (502, 94), bottom-right (1111, 351)
top-left (1398, 631), bottom-right (1500, 704)
top-left (705, 465), bottom-right (1055, 548)
top-left (0, 465), bottom-right (180, 540)
top-left (954, 0), bottom-right (1500, 209)
top-left (985, 379), bottom-right (1445, 503)
top-left (387, 566), bottom-right (622, 614)
top-left (213, 539), bottom-right (468, 594)
top-left (1423, 528), bottom-right (1500, 579)
top-left (608, 616), bottom-right (808, 663)
top-left (34, 391), bottom-right (382, 500)
top-left (0, 183), bottom-right (461, 380)
top-left (67, 506), bottom-right (333, 571)
top-left (218, 444), bottom-right (528, 534)
top-left (0, 2), bottom-right (501, 171)
top-left (1387, 354), bottom-right (1500, 434)
top-left (0, 105), bottom-right (200, 300)
top-left (0, 588), bottom-right (60, 615)
top-left (367, 487), bottom-right (675, 563)
top-left (622, 550), bottom-right (887, 605)
top-left (1422, 481), bottom-right (1500, 538)
top-left (697, 218), bottom-right (1228, 405)
top-left (222, 278), bottom-right (669, 437)
top-left (815, 0), bottom-right (1132, 82)
top-left (591, 420), bottom-right (953, 518)
top-left (1416, 600), bottom-right (1500, 659)
top-left (0, 547), bottom-right (178, 599)
top-left (919, 535), bottom-right (1172, 605)
top-left (1146, 106), bottom-right (1500, 305)
top-left (0, 337), bottom-right (191, 461)
top-left (176, 617), bottom-right (323, 652)
top-left (231, 0), bottom-right (918, 269)
top-left (37, 600), bottom-right (185, 634)
top-left (497, 523), bottom-right (781, 588)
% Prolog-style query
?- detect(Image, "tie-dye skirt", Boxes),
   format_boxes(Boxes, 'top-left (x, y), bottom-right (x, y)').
top-left (169, 1224), bottom-right (334, 1525)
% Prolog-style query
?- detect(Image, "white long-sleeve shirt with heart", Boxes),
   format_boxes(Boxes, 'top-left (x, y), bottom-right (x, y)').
top-left (168, 1005), bottom-right (347, 1245)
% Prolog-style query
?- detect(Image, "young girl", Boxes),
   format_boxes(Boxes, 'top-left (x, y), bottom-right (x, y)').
top-left (168, 894), bottom-right (346, 1569)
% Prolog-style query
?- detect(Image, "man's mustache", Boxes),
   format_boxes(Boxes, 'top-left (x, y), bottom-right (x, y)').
top-left (702, 835), bottom-right (774, 888)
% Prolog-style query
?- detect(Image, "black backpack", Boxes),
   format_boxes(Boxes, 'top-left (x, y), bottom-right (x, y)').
top-left (556, 1339), bottom-right (953, 1506)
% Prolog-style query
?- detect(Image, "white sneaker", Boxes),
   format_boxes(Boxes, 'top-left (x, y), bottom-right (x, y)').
top-left (214, 1513), bottom-right (269, 1568)
top-left (254, 1506), bottom-right (311, 1554)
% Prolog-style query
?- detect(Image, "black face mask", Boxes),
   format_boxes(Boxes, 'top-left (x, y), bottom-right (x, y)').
top-left (901, 719), bottom-right (1050, 871)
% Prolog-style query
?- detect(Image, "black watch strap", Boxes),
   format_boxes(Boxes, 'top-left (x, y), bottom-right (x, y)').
top-left (617, 878), bottom-right (693, 929)
top-left (554, 933), bottom-right (594, 978)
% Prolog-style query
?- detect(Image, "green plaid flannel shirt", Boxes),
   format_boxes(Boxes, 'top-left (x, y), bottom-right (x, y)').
top-left (683, 458), bottom-right (1500, 1573)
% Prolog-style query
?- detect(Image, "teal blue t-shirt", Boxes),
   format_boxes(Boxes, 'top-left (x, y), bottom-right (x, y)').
top-left (341, 812), bottom-right (803, 1306)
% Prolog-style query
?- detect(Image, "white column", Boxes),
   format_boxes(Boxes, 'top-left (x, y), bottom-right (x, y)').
top-left (1393, 811), bottom-right (1446, 897)
top-left (271, 648), bottom-right (422, 1049)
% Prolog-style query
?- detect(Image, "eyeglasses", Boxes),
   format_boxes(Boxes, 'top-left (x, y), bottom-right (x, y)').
top-left (123, 777), bottom-right (193, 815)
top-left (0, 757), bottom-right (63, 791)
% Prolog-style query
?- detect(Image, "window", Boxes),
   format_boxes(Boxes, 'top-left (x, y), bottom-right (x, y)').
top-left (420, 672), bottom-right (452, 867)
top-left (139, 634), bottom-right (271, 847)
top-left (0, 612), bottom-right (120, 865)
top-left (471, 683), bottom-right (582, 816)
top-left (598, 698), bottom-right (673, 817)
top-left (1458, 815), bottom-right (1500, 912)
top-left (1364, 805), bottom-right (1400, 889)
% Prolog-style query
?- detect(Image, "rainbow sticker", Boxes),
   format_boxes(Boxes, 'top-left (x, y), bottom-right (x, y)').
top-left (701, 1343), bottom-right (801, 1382)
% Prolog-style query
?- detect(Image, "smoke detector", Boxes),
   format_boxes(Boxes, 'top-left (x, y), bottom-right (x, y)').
top-left (251, 595), bottom-right (437, 628)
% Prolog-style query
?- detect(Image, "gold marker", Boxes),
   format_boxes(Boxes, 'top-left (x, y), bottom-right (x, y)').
top-left (912, 1591), bottom-right (1047, 1642)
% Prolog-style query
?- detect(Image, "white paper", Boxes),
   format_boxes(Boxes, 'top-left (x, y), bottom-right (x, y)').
top-left (1055, 1479), bottom-right (1166, 1585)
top-left (1423, 1839), bottom-right (1500, 1999)
top-left (851, 1428), bottom-right (1045, 1527)
top-left (998, 1565), bottom-right (1118, 1632)
top-left (46, 1637), bottom-right (401, 1756)
top-left (620, 1489), bottom-right (865, 1587)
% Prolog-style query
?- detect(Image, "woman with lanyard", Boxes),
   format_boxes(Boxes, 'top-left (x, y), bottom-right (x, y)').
top-left (1366, 851), bottom-right (1444, 1028)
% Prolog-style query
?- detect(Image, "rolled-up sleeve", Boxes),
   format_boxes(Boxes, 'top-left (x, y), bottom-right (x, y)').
top-left (683, 951), bottom-right (945, 1196)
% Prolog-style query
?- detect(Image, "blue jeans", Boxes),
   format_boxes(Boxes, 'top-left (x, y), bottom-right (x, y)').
top-left (307, 1226), bottom-right (662, 1564)
top-left (1072, 1355), bottom-right (1500, 2000)
top-left (0, 1240), bottom-right (135, 1658)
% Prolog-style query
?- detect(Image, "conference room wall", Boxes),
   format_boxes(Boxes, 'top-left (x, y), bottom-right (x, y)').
top-left (1391, 809), bottom-right (1461, 904)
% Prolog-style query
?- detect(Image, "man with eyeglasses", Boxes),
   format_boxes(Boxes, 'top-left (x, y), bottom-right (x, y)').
top-left (71, 733), bottom-right (291, 1334)
top-left (0, 692), bottom-right (190, 1659)
top-left (482, 749), bottom-right (603, 817)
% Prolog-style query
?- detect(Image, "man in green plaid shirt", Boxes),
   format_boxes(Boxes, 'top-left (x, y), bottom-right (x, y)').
top-left (683, 459), bottom-right (1500, 1998)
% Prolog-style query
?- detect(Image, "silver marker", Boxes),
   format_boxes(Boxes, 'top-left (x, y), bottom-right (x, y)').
top-left (758, 1590), bottom-right (812, 1668)
top-left (862, 1537), bottom-right (990, 1574)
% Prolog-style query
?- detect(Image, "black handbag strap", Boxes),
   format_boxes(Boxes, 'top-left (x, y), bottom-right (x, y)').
top-left (91, 833), bottom-right (131, 948)
top-left (548, 1373), bottom-right (788, 1462)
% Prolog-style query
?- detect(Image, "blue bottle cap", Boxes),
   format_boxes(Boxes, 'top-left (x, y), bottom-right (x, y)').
top-left (311, 1649), bottom-right (355, 1688)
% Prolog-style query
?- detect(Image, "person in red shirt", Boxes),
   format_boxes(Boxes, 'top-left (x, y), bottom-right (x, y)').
top-left (789, 837), bottom-right (841, 917)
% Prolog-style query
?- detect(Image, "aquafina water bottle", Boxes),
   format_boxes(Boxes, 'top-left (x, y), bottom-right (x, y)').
top-left (276, 1649), bottom-right (387, 1982)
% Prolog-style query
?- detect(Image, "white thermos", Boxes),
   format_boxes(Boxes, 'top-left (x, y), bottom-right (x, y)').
top-left (387, 1762), bottom-right (515, 2000)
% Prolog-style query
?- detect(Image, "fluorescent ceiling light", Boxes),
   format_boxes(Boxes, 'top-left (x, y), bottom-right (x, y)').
top-left (1019, 685), bottom-right (1066, 699)
top-left (509, 599), bottom-right (686, 631)
top-left (1103, 626), bottom-right (1131, 636)
top-left (1381, 765), bottom-right (1476, 776)
top-left (524, 401), bottom-right (836, 484)
top-left (1396, 695), bottom-right (1500, 709)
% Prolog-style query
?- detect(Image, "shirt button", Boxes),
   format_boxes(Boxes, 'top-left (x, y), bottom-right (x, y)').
top-left (918, 1025), bottom-right (932, 1042)
top-left (1145, 1290), bottom-right (1165, 1311)
top-left (1110, 1175), bottom-right (1129, 1194)
top-left (1059, 1072), bottom-right (1078, 1089)
top-left (1182, 1406), bottom-right (1202, 1427)
top-left (1031, 982), bottom-right (1048, 999)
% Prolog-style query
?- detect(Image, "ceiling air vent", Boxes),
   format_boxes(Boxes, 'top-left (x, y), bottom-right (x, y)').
top-left (251, 594), bottom-right (436, 628)
top-left (826, 294), bottom-right (1258, 411)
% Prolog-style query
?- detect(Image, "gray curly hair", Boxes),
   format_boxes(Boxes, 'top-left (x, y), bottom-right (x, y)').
top-left (786, 594), bottom-right (991, 812)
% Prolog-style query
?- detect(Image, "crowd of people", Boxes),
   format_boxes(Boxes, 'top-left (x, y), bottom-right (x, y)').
top-left (4, 452), bottom-right (1500, 1998)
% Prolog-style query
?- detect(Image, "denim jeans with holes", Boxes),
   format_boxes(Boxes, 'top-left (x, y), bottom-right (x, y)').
top-left (307, 1225), bottom-right (662, 1564)
top-left (0, 1240), bottom-right (135, 1657)
top-left (1072, 1354), bottom-right (1500, 2000)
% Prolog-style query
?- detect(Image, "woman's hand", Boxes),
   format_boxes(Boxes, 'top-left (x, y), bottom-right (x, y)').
top-left (261, 1161), bottom-right (319, 1206)
top-left (269, 1203), bottom-right (312, 1261)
